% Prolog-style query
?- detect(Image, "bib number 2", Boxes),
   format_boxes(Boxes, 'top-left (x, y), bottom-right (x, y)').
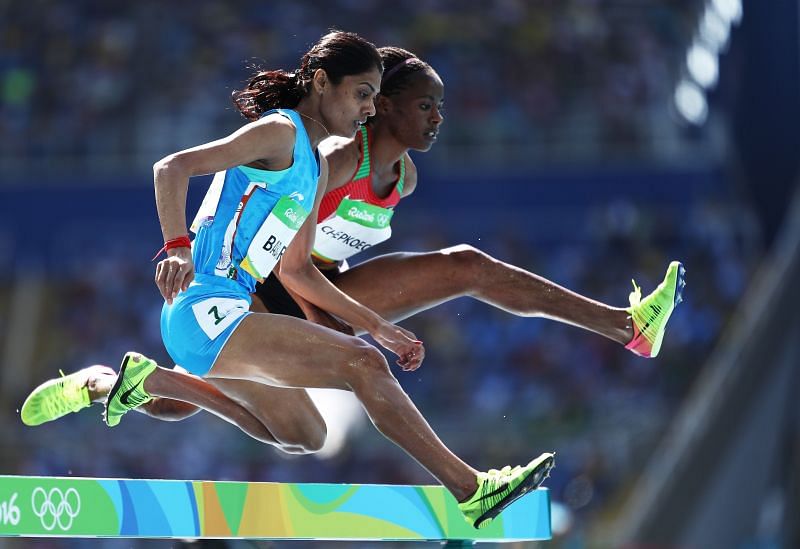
top-left (192, 297), bottom-right (250, 340)
top-left (208, 305), bottom-right (225, 325)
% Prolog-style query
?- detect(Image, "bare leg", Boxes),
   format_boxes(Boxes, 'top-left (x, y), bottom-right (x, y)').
top-left (85, 366), bottom-right (120, 403)
top-left (87, 365), bottom-right (328, 450)
top-left (114, 244), bottom-right (628, 450)
top-left (142, 313), bottom-right (479, 501)
top-left (207, 378), bottom-right (327, 454)
top-left (139, 372), bottom-right (326, 454)
top-left (21, 365), bottom-right (209, 430)
top-left (85, 366), bottom-right (203, 421)
top-left (331, 245), bottom-right (633, 343)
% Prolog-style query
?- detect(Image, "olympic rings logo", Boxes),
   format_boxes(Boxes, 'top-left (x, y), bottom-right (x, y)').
top-left (30, 487), bottom-right (81, 531)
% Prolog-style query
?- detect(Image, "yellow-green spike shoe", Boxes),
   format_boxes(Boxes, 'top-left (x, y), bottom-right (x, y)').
top-left (104, 352), bottom-right (156, 427)
top-left (458, 452), bottom-right (555, 529)
top-left (20, 369), bottom-right (92, 426)
top-left (626, 261), bottom-right (686, 358)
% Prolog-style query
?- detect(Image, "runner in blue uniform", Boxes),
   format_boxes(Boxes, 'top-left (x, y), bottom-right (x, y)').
top-left (23, 31), bottom-right (554, 530)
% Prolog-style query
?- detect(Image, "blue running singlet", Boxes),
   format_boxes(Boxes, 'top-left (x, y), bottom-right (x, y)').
top-left (160, 109), bottom-right (320, 375)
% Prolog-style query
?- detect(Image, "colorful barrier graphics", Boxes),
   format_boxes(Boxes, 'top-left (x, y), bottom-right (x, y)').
top-left (0, 475), bottom-right (551, 542)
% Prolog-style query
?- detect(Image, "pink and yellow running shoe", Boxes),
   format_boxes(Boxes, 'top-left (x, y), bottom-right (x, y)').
top-left (626, 261), bottom-right (686, 358)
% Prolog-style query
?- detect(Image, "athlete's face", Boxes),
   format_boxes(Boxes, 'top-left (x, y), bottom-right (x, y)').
top-left (379, 69), bottom-right (445, 152)
top-left (321, 68), bottom-right (382, 138)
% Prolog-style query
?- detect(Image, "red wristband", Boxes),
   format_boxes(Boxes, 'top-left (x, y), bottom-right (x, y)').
top-left (166, 235), bottom-right (192, 250)
top-left (152, 235), bottom-right (191, 261)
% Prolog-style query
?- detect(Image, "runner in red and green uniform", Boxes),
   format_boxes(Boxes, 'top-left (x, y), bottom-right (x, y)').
top-left (252, 46), bottom-right (684, 362)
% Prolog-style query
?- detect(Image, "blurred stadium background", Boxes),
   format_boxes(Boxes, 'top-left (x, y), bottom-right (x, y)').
top-left (1, 0), bottom-right (798, 547)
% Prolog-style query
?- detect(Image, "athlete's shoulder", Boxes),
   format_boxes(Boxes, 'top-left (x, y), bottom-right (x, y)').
top-left (252, 111), bottom-right (298, 138)
top-left (245, 112), bottom-right (297, 157)
top-left (401, 153), bottom-right (418, 197)
top-left (320, 135), bottom-right (360, 191)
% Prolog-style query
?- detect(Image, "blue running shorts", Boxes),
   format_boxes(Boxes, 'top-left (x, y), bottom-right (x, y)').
top-left (160, 274), bottom-right (252, 376)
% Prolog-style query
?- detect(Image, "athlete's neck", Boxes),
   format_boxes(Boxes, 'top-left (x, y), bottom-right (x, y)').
top-left (367, 122), bottom-right (408, 186)
top-left (295, 100), bottom-right (329, 149)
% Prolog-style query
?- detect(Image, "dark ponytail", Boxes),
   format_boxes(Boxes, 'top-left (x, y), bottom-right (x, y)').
top-left (233, 31), bottom-right (382, 121)
top-left (378, 46), bottom-right (431, 97)
top-left (233, 70), bottom-right (304, 121)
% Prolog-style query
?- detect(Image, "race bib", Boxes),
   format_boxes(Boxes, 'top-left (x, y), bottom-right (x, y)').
top-left (191, 297), bottom-right (250, 340)
top-left (313, 198), bottom-right (393, 262)
top-left (239, 195), bottom-right (309, 281)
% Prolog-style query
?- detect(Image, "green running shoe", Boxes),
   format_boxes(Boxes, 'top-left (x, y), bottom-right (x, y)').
top-left (20, 369), bottom-right (92, 426)
top-left (626, 261), bottom-right (686, 358)
top-left (104, 352), bottom-right (156, 427)
top-left (458, 452), bottom-right (555, 529)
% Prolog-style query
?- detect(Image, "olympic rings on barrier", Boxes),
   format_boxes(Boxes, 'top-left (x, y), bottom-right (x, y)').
top-left (30, 487), bottom-right (80, 531)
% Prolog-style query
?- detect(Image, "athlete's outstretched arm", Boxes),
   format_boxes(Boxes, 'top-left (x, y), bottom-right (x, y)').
top-left (261, 136), bottom-right (365, 333)
top-left (269, 265), bottom-right (355, 335)
top-left (278, 156), bottom-right (424, 371)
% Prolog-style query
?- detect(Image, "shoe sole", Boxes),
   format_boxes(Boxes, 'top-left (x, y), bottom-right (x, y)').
top-left (21, 377), bottom-right (66, 426)
top-left (473, 453), bottom-right (555, 529)
top-left (103, 353), bottom-right (134, 427)
top-left (21, 373), bottom-right (90, 426)
top-left (672, 261), bottom-right (687, 306)
top-left (650, 261), bottom-right (686, 356)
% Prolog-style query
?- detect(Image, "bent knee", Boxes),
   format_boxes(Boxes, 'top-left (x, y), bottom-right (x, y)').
top-left (348, 341), bottom-right (391, 378)
top-left (437, 244), bottom-right (496, 290)
top-left (273, 414), bottom-right (327, 454)
top-left (440, 243), bottom-right (490, 267)
top-left (440, 244), bottom-right (496, 278)
top-left (297, 421), bottom-right (327, 453)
